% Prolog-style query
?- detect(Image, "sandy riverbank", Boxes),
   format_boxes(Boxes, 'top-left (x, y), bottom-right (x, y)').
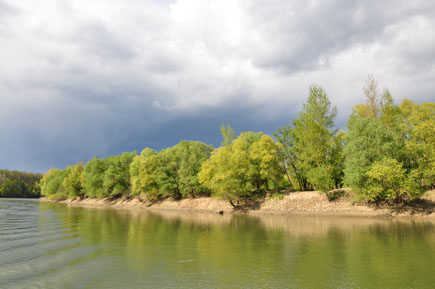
top-left (39, 190), bottom-right (435, 219)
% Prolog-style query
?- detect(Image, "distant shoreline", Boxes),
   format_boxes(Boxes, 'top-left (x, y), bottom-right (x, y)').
top-left (39, 191), bottom-right (435, 219)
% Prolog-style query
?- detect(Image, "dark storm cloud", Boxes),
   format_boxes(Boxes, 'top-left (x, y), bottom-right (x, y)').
top-left (0, 0), bottom-right (434, 172)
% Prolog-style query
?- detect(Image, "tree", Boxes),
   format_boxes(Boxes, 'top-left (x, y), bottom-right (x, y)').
top-left (365, 158), bottom-right (406, 202)
top-left (199, 132), bottom-right (283, 204)
top-left (273, 126), bottom-right (303, 190)
top-left (40, 168), bottom-right (70, 199)
top-left (103, 152), bottom-right (136, 197)
top-left (362, 74), bottom-right (380, 119)
top-left (250, 135), bottom-right (283, 191)
top-left (130, 148), bottom-right (158, 196)
top-left (130, 142), bottom-right (212, 200)
top-left (220, 124), bottom-right (236, 146)
top-left (343, 114), bottom-right (396, 192)
top-left (292, 85), bottom-right (338, 192)
top-left (62, 163), bottom-right (84, 199)
top-left (82, 156), bottom-right (107, 198)
top-left (403, 101), bottom-right (435, 189)
top-left (0, 170), bottom-right (41, 198)
top-left (177, 141), bottom-right (213, 197)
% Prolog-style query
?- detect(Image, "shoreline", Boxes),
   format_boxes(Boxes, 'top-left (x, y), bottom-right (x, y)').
top-left (39, 190), bottom-right (435, 219)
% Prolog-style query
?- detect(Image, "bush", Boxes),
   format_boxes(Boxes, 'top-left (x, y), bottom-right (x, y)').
top-left (364, 158), bottom-right (407, 202)
top-left (307, 165), bottom-right (335, 193)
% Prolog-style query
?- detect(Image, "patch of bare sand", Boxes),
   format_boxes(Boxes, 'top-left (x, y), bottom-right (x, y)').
top-left (39, 190), bottom-right (435, 219)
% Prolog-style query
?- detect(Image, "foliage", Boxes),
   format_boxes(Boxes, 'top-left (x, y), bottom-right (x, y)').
top-left (62, 164), bottom-right (84, 199)
top-left (343, 115), bottom-right (396, 191)
top-left (37, 80), bottom-right (433, 206)
top-left (365, 158), bottom-right (406, 202)
top-left (82, 156), bottom-right (107, 198)
top-left (276, 85), bottom-right (340, 192)
top-left (403, 102), bottom-right (435, 189)
top-left (0, 169), bottom-right (41, 198)
top-left (273, 125), bottom-right (303, 190)
top-left (199, 132), bottom-right (283, 202)
top-left (130, 141), bottom-right (213, 200)
top-left (103, 152), bottom-right (137, 197)
top-left (177, 141), bottom-right (213, 197)
top-left (307, 165), bottom-right (335, 193)
top-left (40, 168), bottom-right (70, 200)
top-left (220, 124), bottom-right (236, 146)
top-left (344, 77), bottom-right (433, 201)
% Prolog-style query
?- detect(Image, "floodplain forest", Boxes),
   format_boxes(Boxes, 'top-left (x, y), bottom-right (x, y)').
top-left (0, 170), bottom-right (41, 198)
top-left (39, 76), bottom-right (435, 205)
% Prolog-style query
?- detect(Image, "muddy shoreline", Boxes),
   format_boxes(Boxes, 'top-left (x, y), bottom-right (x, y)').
top-left (39, 191), bottom-right (435, 219)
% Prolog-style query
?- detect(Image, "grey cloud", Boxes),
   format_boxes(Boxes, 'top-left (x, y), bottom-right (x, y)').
top-left (244, 0), bottom-right (435, 72)
top-left (0, 0), bottom-right (434, 173)
top-left (76, 22), bottom-right (137, 61)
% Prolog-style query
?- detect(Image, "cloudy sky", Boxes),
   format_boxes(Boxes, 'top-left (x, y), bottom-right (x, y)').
top-left (1, 0), bottom-right (434, 173)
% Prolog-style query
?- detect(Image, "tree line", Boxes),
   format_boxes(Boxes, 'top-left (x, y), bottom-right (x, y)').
top-left (0, 169), bottom-right (42, 198)
top-left (40, 76), bottom-right (435, 204)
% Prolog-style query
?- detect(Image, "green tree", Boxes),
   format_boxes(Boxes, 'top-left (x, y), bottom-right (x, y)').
top-left (292, 85), bottom-right (338, 192)
top-left (40, 168), bottom-right (70, 200)
top-left (220, 124), bottom-right (236, 146)
top-left (103, 152), bottom-right (137, 197)
top-left (177, 141), bottom-right (213, 197)
top-left (0, 178), bottom-right (25, 197)
top-left (130, 142), bottom-right (212, 200)
top-left (130, 148), bottom-right (158, 196)
top-left (62, 163), bottom-right (84, 199)
top-left (82, 156), bottom-right (107, 198)
top-left (273, 126), bottom-right (303, 190)
top-left (199, 132), bottom-right (283, 204)
top-left (0, 170), bottom-right (41, 198)
top-left (343, 115), bottom-right (396, 192)
top-left (403, 101), bottom-right (435, 189)
top-left (250, 135), bottom-right (283, 191)
top-left (365, 158), bottom-right (406, 202)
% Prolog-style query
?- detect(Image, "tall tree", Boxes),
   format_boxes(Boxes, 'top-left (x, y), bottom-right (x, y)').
top-left (292, 85), bottom-right (338, 192)
top-left (62, 163), bottom-right (84, 199)
top-left (362, 74), bottom-right (381, 118)
top-left (199, 132), bottom-right (283, 204)
top-left (273, 126), bottom-right (303, 190)
top-left (220, 124), bottom-right (236, 146)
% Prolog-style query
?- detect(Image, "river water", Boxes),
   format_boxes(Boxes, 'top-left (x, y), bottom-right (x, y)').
top-left (1, 198), bottom-right (435, 289)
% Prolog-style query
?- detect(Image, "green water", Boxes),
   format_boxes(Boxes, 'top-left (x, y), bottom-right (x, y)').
top-left (1, 199), bottom-right (435, 288)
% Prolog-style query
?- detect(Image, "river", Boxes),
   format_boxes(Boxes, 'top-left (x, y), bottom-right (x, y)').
top-left (1, 198), bottom-right (435, 288)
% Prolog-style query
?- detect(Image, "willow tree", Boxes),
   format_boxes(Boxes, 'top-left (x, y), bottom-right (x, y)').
top-left (62, 163), bottom-right (84, 199)
top-left (129, 148), bottom-right (159, 197)
top-left (199, 132), bottom-right (283, 204)
top-left (130, 141), bottom-right (212, 200)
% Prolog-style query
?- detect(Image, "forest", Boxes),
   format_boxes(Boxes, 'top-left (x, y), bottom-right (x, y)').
top-left (39, 76), bottom-right (435, 204)
top-left (0, 170), bottom-right (42, 198)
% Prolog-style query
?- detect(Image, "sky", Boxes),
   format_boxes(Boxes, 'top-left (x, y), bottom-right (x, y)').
top-left (0, 0), bottom-right (434, 173)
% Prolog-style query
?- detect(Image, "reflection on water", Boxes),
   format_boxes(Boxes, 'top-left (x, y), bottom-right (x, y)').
top-left (1, 199), bottom-right (435, 289)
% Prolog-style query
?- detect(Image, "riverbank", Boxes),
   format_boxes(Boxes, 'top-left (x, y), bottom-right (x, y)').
top-left (39, 190), bottom-right (435, 219)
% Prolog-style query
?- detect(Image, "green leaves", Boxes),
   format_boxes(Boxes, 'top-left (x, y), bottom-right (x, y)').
top-left (365, 158), bottom-right (406, 201)
top-left (130, 141), bottom-right (213, 200)
top-left (37, 80), bottom-right (433, 206)
top-left (276, 85), bottom-right (340, 192)
top-left (344, 82), bottom-right (434, 202)
top-left (62, 164), bottom-right (84, 199)
top-left (199, 132), bottom-right (283, 201)
top-left (0, 170), bottom-right (41, 198)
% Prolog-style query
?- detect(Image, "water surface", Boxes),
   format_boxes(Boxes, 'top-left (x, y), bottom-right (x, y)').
top-left (1, 199), bottom-right (434, 288)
